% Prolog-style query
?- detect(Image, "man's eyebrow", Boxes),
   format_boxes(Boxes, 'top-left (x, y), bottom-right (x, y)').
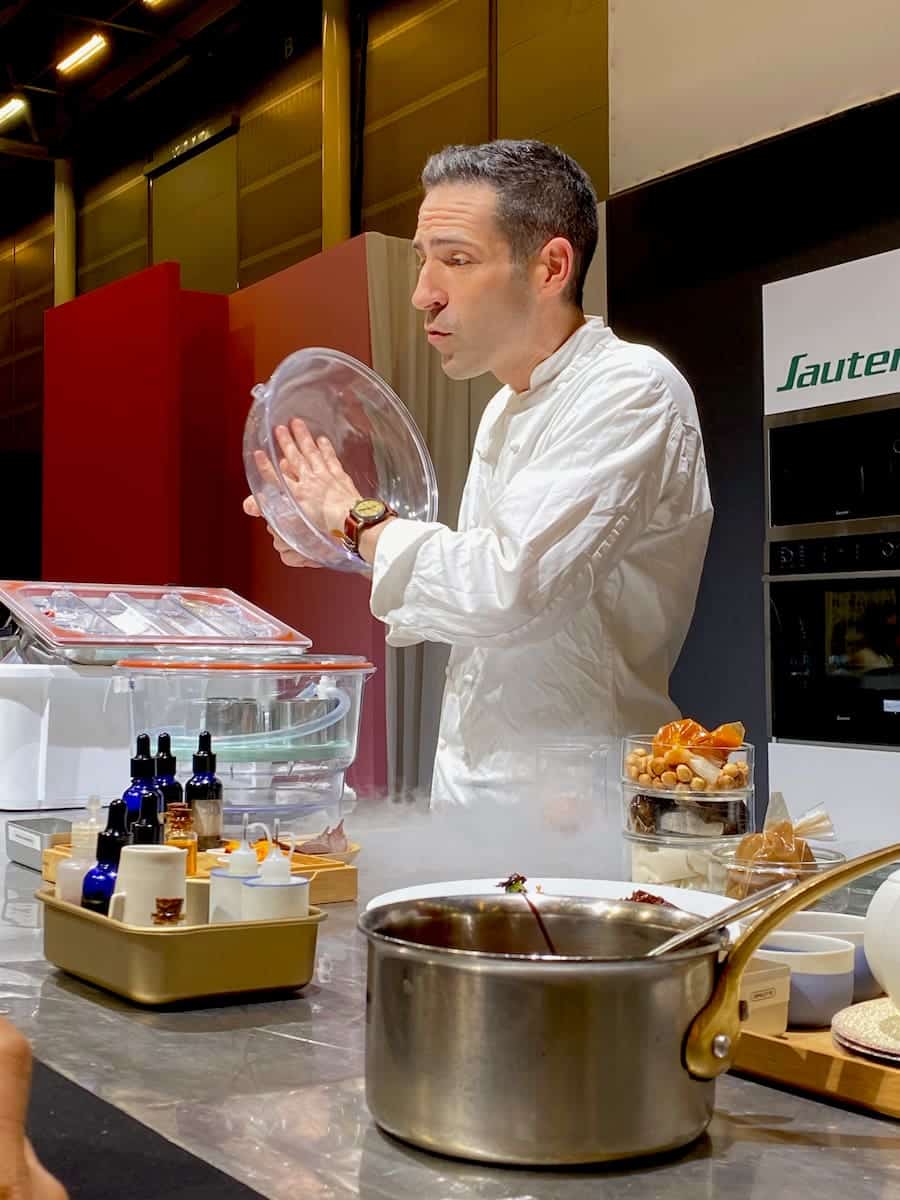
top-left (412, 236), bottom-right (478, 253)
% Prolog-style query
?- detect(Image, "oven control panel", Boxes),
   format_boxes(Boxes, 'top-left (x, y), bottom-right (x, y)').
top-left (769, 532), bottom-right (900, 575)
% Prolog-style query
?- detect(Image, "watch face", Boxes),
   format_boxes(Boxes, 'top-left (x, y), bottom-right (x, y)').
top-left (354, 499), bottom-right (386, 520)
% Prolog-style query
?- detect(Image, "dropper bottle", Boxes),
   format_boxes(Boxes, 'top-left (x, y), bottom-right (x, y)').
top-left (186, 731), bottom-right (223, 851)
top-left (55, 795), bottom-right (102, 905)
top-left (81, 798), bottom-right (130, 916)
top-left (154, 733), bottom-right (184, 810)
top-left (123, 734), bottom-right (164, 831)
top-left (208, 814), bottom-right (264, 923)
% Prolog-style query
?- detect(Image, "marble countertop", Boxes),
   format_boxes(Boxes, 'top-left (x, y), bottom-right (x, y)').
top-left (3, 803), bottom-right (900, 1199)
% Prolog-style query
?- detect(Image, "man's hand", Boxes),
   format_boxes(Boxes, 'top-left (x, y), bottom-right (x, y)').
top-left (0, 1017), bottom-right (68, 1200)
top-left (242, 419), bottom-right (361, 569)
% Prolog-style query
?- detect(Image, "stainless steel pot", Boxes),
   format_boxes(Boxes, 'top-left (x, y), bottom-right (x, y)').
top-left (358, 843), bottom-right (900, 1166)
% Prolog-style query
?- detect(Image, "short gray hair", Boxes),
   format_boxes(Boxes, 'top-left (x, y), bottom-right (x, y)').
top-left (421, 139), bottom-right (598, 308)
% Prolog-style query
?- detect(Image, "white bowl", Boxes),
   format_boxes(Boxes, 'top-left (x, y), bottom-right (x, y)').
top-left (755, 931), bottom-right (855, 1028)
top-left (772, 911), bottom-right (881, 1003)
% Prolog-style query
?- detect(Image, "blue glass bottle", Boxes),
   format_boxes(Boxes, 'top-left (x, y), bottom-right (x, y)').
top-left (81, 797), bottom-right (130, 916)
top-left (154, 732), bottom-right (184, 811)
top-left (185, 731), bottom-right (223, 851)
top-left (123, 733), bottom-right (164, 831)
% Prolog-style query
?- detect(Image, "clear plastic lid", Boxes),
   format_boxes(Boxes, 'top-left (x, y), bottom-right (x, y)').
top-left (243, 347), bottom-right (438, 575)
top-left (0, 581), bottom-right (312, 664)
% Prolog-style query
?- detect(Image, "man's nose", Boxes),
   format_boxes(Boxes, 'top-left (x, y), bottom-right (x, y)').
top-left (411, 263), bottom-right (447, 312)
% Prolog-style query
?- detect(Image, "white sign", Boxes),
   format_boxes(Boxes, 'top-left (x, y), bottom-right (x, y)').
top-left (763, 247), bottom-right (900, 415)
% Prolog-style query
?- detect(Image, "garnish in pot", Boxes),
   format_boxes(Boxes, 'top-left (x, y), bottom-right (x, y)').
top-left (497, 873), bottom-right (557, 955)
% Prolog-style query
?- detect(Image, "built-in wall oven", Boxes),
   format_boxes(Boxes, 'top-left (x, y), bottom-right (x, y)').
top-left (766, 395), bottom-right (900, 748)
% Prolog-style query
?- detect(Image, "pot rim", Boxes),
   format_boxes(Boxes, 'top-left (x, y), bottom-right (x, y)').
top-left (357, 893), bottom-right (725, 964)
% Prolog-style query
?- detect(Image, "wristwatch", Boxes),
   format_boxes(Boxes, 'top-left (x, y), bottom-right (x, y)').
top-left (342, 498), bottom-right (397, 558)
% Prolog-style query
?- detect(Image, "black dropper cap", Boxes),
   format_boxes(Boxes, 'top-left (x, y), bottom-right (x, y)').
top-left (96, 828), bottom-right (127, 867)
top-left (131, 733), bottom-right (155, 780)
top-left (192, 730), bottom-right (216, 774)
top-left (155, 732), bottom-right (176, 776)
top-left (100, 792), bottom-right (130, 861)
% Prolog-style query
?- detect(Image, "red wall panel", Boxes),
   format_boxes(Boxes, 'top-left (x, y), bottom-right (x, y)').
top-left (43, 263), bottom-right (183, 583)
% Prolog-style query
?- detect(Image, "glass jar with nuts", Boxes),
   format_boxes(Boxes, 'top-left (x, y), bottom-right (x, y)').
top-left (621, 734), bottom-right (754, 838)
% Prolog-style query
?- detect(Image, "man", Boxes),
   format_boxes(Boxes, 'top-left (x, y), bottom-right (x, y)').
top-left (245, 140), bottom-right (713, 808)
top-left (0, 1017), bottom-right (68, 1200)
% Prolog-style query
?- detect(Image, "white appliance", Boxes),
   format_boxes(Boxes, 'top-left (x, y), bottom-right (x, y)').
top-left (0, 662), bottom-right (131, 810)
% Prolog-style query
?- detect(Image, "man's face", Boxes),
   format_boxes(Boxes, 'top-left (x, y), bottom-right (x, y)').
top-left (411, 182), bottom-right (535, 382)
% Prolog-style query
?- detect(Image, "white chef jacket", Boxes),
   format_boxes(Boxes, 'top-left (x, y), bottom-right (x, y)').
top-left (370, 316), bottom-right (713, 808)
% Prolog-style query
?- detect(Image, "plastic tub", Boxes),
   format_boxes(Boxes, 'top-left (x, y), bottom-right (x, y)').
top-left (119, 656), bottom-right (375, 822)
top-left (243, 347), bottom-right (438, 574)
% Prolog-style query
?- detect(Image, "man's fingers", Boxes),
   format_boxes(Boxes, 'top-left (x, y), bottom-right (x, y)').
top-left (243, 495), bottom-right (261, 518)
top-left (288, 419), bottom-right (327, 472)
top-left (0, 1020), bottom-right (31, 1194)
top-left (316, 435), bottom-right (348, 482)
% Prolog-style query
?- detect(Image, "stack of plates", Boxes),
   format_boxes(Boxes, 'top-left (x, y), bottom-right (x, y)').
top-left (832, 997), bottom-right (900, 1065)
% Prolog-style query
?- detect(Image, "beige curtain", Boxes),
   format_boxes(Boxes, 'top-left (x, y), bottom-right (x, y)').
top-left (366, 233), bottom-right (494, 796)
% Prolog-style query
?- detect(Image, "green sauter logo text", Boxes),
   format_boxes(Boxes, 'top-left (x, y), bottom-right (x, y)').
top-left (778, 349), bottom-right (900, 392)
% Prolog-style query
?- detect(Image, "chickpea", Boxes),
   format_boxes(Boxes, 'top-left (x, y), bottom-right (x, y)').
top-left (716, 772), bottom-right (734, 791)
top-left (676, 764), bottom-right (693, 783)
top-left (722, 762), bottom-right (741, 779)
top-left (628, 765), bottom-right (640, 781)
top-left (634, 747), bottom-right (649, 759)
top-left (638, 772), bottom-right (653, 787)
top-left (690, 776), bottom-right (708, 792)
top-left (661, 770), bottom-right (678, 788)
top-left (651, 777), bottom-right (665, 789)
top-left (649, 756), bottom-right (667, 776)
top-left (625, 752), bottom-right (639, 769)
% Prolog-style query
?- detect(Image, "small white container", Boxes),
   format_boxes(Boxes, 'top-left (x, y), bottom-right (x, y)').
top-left (755, 931), bottom-right (855, 1028)
top-left (740, 956), bottom-right (790, 1036)
top-left (241, 876), bottom-right (310, 921)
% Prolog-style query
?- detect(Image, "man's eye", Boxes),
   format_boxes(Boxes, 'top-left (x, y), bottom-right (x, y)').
top-left (449, 257), bottom-right (470, 267)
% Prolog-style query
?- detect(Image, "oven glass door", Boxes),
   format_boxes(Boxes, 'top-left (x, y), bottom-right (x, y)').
top-left (770, 575), bottom-right (900, 745)
top-left (769, 407), bottom-right (900, 528)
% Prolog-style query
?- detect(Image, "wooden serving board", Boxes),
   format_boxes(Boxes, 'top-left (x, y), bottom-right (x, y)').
top-left (42, 844), bottom-right (358, 905)
top-left (732, 1028), bottom-right (900, 1120)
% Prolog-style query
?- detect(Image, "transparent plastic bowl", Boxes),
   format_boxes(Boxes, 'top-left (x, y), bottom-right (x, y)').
top-left (624, 832), bottom-right (743, 893)
top-left (622, 735), bottom-right (754, 794)
top-left (243, 347), bottom-right (438, 574)
top-left (709, 844), bottom-right (849, 912)
top-left (623, 784), bottom-right (751, 838)
top-left (118, 656), bottom-right (375, 821)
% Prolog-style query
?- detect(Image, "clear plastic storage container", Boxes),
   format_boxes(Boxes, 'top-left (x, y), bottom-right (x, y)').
top-left (243, 347), bottom-right (438, 574)
top-left (119, 656), bottom-right (375, 827)
top-left (623, 831), bottom-right (744, 893)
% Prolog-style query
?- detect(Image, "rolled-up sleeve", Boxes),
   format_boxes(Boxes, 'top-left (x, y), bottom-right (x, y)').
top-left (370, 361), bottom-right (682, 649)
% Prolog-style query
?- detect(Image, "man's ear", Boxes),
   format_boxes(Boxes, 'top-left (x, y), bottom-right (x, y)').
top-left (535, 236), bottom-right (576, 299)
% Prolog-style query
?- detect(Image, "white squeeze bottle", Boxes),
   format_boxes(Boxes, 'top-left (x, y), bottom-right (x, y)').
top-left (55, 795), bottom-right (102, 905)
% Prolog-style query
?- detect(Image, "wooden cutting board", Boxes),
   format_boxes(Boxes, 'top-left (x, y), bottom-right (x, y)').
top-left (42, 844), bottom-right (358, 905)
top-left (732, 1027), bottom-right (900, 1120)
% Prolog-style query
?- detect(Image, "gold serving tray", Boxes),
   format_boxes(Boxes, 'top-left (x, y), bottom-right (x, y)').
top-left (37, 887), bottom-right (326, 1006)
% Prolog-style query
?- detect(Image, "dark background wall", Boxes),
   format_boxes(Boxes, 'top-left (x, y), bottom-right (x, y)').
top-left (606, 92), bottom-right (900, 811)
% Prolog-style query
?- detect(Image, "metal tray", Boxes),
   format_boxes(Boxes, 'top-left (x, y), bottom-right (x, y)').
top-left (37, 887), bottom-right (326, 1005)
top-left (6, 818), bottom-right (72, 872)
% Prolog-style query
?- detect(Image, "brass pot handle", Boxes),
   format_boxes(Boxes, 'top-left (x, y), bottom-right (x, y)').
top-left (684, 842), bottom-right (900, 1080)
